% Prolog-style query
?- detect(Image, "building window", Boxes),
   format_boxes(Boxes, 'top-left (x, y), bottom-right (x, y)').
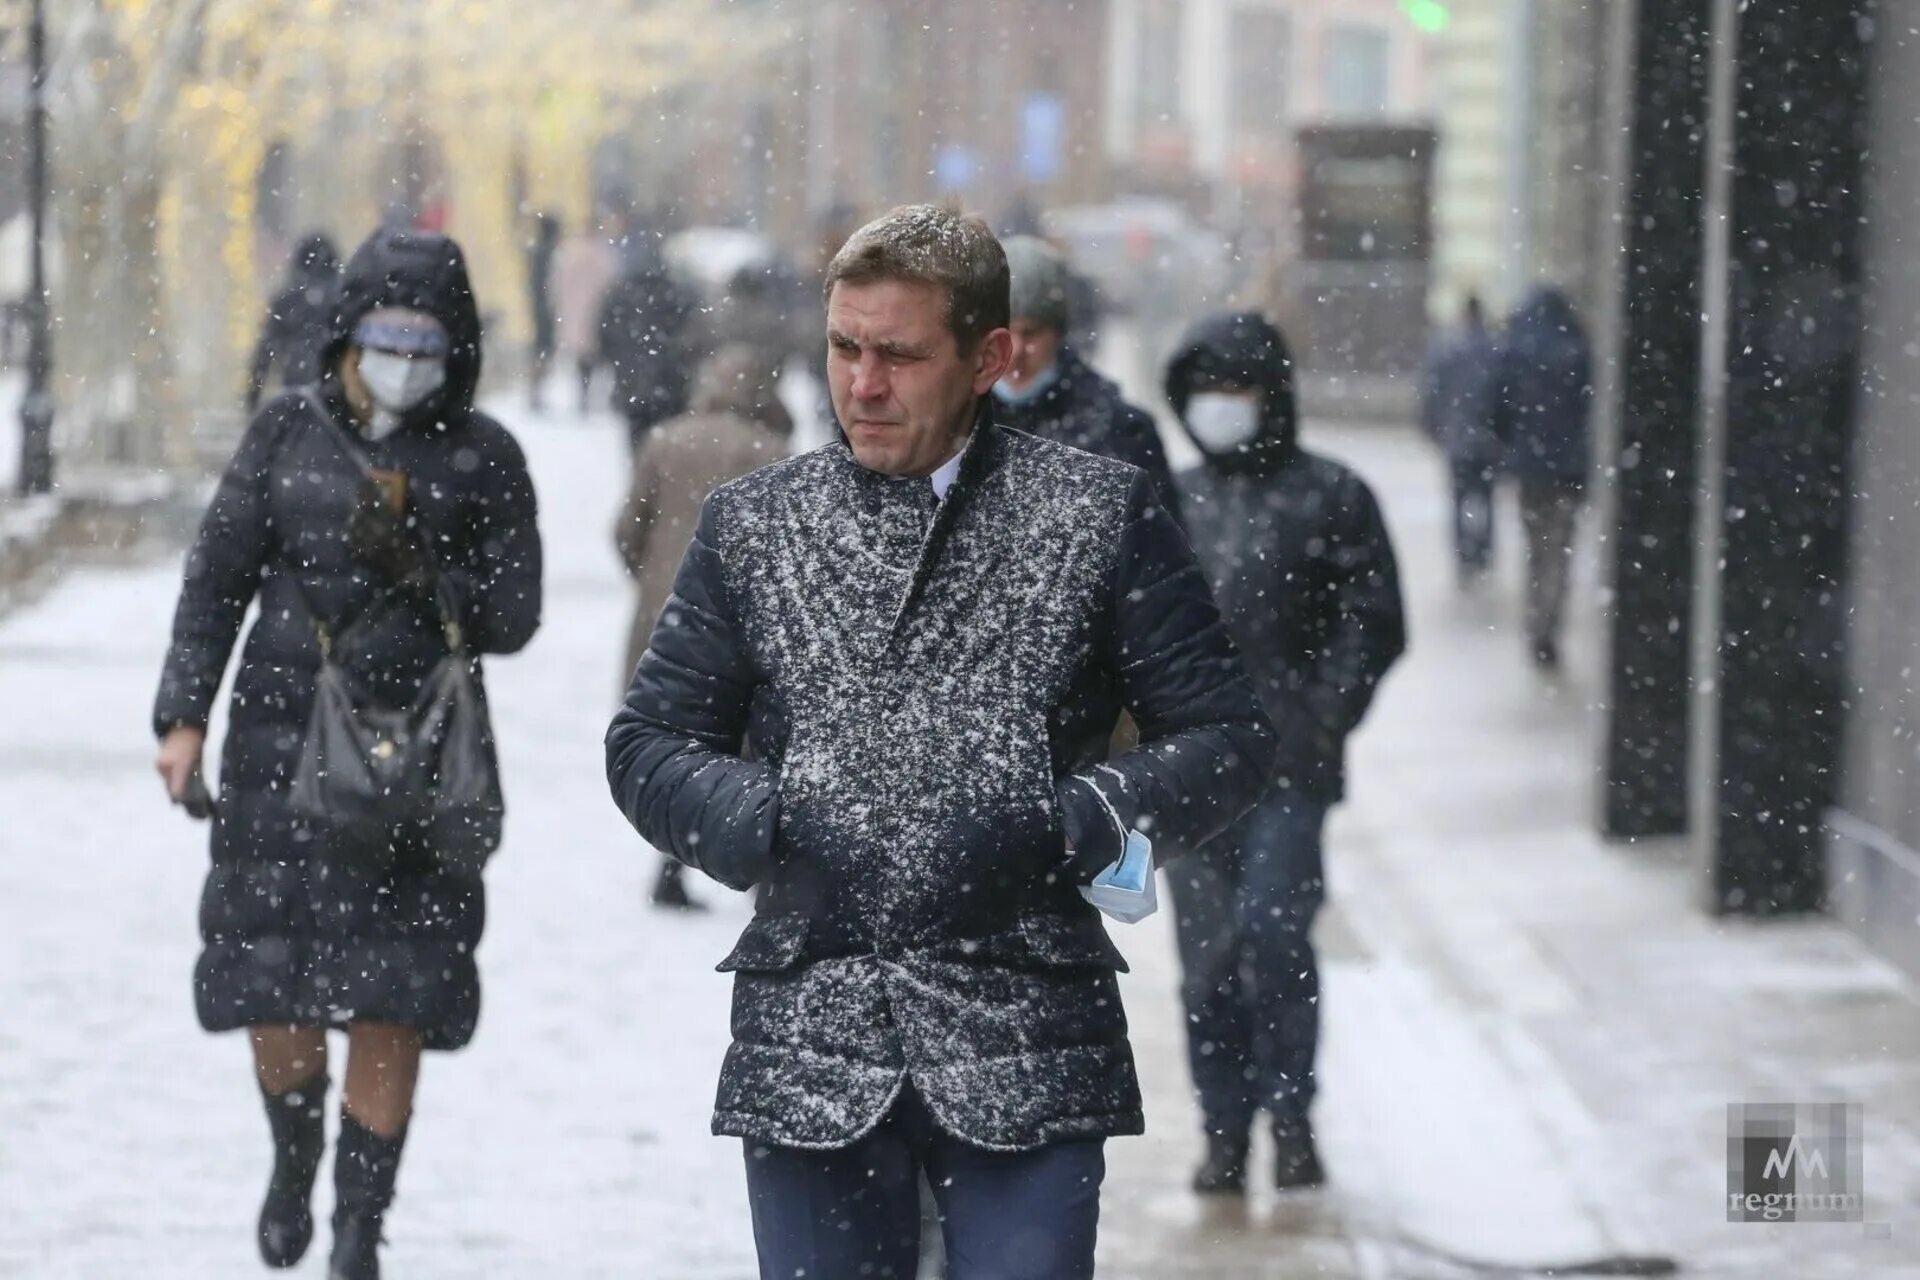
top-left (1325, 23), bottom-right (1391, 117)
top-left (1135, 0), bottom-right (1184, 132)
top-left (1230, 7), bottom-right (1293, 143)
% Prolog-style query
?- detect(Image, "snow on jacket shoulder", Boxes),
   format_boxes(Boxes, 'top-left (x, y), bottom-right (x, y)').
top-left (605, 416), bottom-right (1273, 1150)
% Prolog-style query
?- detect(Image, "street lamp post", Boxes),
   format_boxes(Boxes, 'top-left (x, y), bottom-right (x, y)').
top-left (16, 0), bottom-right (53, 496)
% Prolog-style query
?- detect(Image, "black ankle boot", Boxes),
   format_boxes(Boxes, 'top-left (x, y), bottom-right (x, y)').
top-left (1191, 1132), bottom-right (1250, 1194)
top-left (1273, 1123), bottom-right (1326, 1190)
top-left (257, 1073), bottom-right (329, 1268)
top-left (329, 1112), bottom-right (407, 1280)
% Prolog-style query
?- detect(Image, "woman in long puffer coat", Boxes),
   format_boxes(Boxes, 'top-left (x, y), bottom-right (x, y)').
top-left (153, 228), bottom-right (542, 1278)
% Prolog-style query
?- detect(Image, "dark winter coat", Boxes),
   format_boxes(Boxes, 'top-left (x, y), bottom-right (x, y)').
top-left (1167, 313), bottom-right (1405, 804)
top-left (155, 229), bottom-right (544, 1050)
top-left (1421, 319), bottom-right (1502, 467)
top-left (993, 345), bottom-right (1184, 527)
top-left (598, 243), bottom-right (698, 436)
top-left (606, 408), bottom-right (1274, 1150)
top-left (246, 234), bottom-right (341, 413)
top-left (1493, 288), bottom-right (1594, 486)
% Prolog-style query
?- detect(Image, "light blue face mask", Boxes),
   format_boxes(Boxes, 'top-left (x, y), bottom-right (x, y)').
top-left (992, 359), bottom-right (1062, 407)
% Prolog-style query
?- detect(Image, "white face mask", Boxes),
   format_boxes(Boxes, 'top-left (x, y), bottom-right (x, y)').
top-left (358, 349), bottom-right (447, 424)
top-left (1184, 392), bottom-right (1262, 451)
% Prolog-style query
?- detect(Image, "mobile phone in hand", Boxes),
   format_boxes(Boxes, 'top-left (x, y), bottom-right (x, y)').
top-left (176, 768), bottom-right (218, 821)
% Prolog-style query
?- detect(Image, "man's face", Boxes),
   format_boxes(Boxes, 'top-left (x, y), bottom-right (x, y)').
top-left (827, 279), bottom-right (1013, 477)
top-left (1003, 318), bottom-right (1063, 394)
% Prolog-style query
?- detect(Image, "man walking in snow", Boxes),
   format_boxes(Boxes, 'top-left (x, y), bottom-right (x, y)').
top-left (1165, 312), bottom-right (1406, 1193)
top-left (606, 204), bottom-right (1275, 1278)
top-left (1421, 294), bottom-right (1503, 582)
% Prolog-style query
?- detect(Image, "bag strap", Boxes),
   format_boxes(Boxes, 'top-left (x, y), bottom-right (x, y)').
top-left (287, 387), bottom-right (467, 659)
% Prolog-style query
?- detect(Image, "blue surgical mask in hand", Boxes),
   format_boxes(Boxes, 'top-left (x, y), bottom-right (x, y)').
top-left (1078, 829), bottom-right (1157, 924)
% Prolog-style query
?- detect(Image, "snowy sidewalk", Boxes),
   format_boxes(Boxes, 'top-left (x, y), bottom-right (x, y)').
top-left (3, 406), bottom-right (1917, 1277)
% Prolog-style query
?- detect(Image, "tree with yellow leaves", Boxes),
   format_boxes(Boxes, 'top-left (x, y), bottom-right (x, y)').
top-left (38, 0), bottom-right (789, 472)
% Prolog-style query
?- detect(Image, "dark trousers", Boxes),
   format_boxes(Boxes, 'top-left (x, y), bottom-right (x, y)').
top-left (1169, 790), bottom-right (1328, 1137)
top-left (1450, 458), bottom-right (1497, 571)
top-left (1519, 477), bottom-right (1583, 646)
top-left (742, 1085), bottom-right (1105, 1280)
top-left (576, 355), bottom-right (597, 414)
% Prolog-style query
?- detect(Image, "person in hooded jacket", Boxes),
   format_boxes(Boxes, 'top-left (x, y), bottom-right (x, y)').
top-left (154, 229), bottom-right (543, 1279)
top-left (614, 343), bottom-right (794, 912)
top-left (598, 232), bottom-right (699, 452)
top-left (1421, 295), bottom-right (1503, 581)
top-left (1165, 312), bottom-right (1406, 1194)
top-left (246, 233), bottom-right (343, 414)
top-left (1493, 286), bottom-right (1593, 669)
top-left (992, 235), bottom-right (1182, 525)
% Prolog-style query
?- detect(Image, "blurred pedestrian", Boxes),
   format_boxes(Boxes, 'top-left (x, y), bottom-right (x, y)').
top-left (154, 229), bottom-right (543, 1279)
top-left (598, 233), bottom-right (698, 451)
top-left (245, 233), bottom-right (341, 415)
top-left (524, 210), bottom-right (561, 411)
top-left (613, 344), bottom-right (793, 912)
top-left (1421, 295), bottom-right (1503, 582)
top-left (709, 256), bottom-right (807, 373)
top-left (1493, 287), bottom-right (1593, 669)
top-left (1165, 312), bottom-right (1406, 1194)
top-left (994, 235), bottom-right (1182, 524)
top-left (605, 205), bottom-right (1274, 1278)
top-left (549, 215), bottom-right (623, 415)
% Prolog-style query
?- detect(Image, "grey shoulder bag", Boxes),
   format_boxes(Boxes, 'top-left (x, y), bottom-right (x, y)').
top-left (286, 390), bottom-right (503, 875)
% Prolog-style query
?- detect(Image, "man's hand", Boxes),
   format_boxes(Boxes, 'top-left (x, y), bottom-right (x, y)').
top-left (156, 724), bottom-right (211, 817)
top-left (1058, 775), bottom-right (1129, 884)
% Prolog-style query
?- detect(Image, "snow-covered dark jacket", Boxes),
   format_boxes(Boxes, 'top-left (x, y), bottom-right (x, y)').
top-left (1168, 312), bottom-right (1405, 803)
top-left (1494, 287), bottom-right (1594, 485)
top-left (994, 345), bottom-right (1183, 527)
top-left (246, 234), bottom-right (341, 412)
top-left (1421, 320), bottom-right (1502, 467)
top-left (606, 408), bottom-right (1274, 1150)
top-left (154, 229), bottom-right (543, 1050)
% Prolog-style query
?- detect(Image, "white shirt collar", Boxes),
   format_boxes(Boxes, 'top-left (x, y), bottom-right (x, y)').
top-left (929, 438), bottom-right (970, 500)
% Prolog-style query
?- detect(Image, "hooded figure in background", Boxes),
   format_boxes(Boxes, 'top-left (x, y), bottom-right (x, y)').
top-left (1421, 294), bottom-right (1503, 580)
top-left (614, 344), bottom-right (794, 911)
top-left (154, 228), bottom-right (543, 1279)
top-left (1164, 312), bottom-right (1406, 1195)
top-left (598, 233), bottom-right (699, 450)
top-left (245, 233), bottom-right (342, 413)
top-left (1494, 286), bottom-right (1593, 668)
top-left (992, 235), bottom-right (1182, 525)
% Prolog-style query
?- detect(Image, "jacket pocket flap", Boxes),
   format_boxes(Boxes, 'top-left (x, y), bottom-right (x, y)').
top-left (1020, 913), bottom-right (1130, 972)
top-left (947, 912), bottom-right (1129, 973)
top-left (715, 913), bottom-right (811, 973)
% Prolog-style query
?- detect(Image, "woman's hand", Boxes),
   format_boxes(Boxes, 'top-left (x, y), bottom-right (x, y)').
top-left (156, 724), bottom-right (210, 815)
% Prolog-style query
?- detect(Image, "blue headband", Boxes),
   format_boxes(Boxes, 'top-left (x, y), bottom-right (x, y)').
top-left (354, 317), bottom-right (450, 357)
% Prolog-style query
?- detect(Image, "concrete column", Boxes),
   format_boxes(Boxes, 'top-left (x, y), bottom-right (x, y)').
top-left (1690, 0), bottom-right (1873, 914)
top-left (1594, 0), bottom-right (1712, 840)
